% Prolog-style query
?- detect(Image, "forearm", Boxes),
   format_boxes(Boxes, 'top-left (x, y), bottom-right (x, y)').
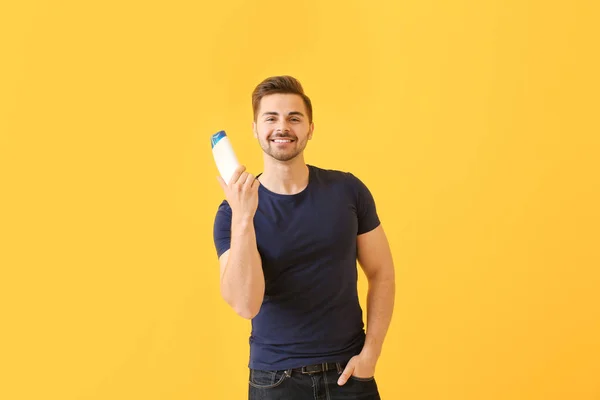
top-left (361, 267), bottom-right (395, 359)
top-left (221, 215), bottom-right (265, 319)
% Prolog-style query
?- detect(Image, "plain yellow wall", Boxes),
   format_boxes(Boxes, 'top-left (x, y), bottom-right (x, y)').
top-left (1, 1), bottom-right (599, 399)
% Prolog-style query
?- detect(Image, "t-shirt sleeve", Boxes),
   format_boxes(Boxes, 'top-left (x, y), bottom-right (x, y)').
top-left (213, 200), bottom-right (232, 258)
top-left (348, 173), bottom-right (381, 235)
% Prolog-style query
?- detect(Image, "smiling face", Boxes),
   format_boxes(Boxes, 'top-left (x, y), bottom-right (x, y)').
top-left (253, 93), bottom-right (314, 162)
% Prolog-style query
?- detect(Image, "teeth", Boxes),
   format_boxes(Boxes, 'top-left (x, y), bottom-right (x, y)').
top-left (273, 140), bottom-right (291, 143)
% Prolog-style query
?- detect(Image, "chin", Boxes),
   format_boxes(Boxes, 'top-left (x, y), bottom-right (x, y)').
top-left (270, 152), bottom-right (300, 162)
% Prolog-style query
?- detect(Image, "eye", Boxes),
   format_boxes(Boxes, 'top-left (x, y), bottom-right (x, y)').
top-left (265, 117), bottom-right (275, 122)
top-left (290, 117), bottom-right (300, 122)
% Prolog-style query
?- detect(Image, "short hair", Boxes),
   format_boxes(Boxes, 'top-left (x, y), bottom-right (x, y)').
top-left (252, 75), bottom-right (313, 123)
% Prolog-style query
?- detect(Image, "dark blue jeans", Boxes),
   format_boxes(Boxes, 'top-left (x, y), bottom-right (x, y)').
top-left (248, 362), bottom-right (381, 400)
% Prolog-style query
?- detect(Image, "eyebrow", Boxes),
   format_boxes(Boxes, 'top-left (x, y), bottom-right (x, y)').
top-left (262, 111), bottom-right (305, 117)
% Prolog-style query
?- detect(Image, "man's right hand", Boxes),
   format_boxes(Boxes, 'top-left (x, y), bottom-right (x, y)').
top-left (217, 165), bottom-right (260, 220)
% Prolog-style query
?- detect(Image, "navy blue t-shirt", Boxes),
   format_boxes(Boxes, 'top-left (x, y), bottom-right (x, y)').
top-left (213, 164), bottom-right (380, 370)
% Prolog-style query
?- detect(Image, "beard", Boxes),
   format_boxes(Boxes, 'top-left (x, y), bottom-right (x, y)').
top-left (258, 130), bottom-right (309, 162)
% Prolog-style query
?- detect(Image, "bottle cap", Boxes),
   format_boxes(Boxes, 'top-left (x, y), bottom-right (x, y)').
top-left (211, 130), bottom-right (227, 149)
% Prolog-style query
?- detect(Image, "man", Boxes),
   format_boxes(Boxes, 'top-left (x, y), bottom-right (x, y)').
top-left (213, 75), bottom-right (395, 400)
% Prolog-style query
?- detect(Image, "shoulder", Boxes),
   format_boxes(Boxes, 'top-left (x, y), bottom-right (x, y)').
top-left (309, 164), bottom-right (368, 190)
top-left (309, 164), bottom-right (359, 184)
top-left (217, 199), bottom-right (230, 209)
top-left (213, 200), bottom-right (232, 236)
top-left (215, 199), bottom-right (232, 218)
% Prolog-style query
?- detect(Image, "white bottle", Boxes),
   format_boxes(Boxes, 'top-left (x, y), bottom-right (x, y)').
top-left (211, 130), bottom-right (240, 184)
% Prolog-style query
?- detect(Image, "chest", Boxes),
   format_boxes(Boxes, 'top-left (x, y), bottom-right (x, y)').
top-left (254, 191), bottom-right (358, 268)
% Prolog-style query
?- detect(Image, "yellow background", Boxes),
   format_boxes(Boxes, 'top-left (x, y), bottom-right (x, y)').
top-left (1, 1), bottom-right (599, 399)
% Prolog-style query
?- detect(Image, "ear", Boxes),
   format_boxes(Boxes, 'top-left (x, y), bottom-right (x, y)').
top-left (252, 121), bottom-right (258, 139)
top-left (308, 122), bottom-right (314, 140)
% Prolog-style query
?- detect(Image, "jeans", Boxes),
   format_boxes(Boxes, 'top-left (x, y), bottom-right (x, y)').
top-left (248, 362), bottom-right (381, 400)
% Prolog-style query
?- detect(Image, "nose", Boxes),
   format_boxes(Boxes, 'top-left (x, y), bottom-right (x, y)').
top-left (276, 120), bottom-right (290, 133)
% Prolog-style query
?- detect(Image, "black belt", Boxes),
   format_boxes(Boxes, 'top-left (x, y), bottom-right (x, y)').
top-left (291, 361), bottom-right (346, 375)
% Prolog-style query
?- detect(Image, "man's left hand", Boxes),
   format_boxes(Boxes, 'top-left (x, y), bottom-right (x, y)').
top-left (337, 353), bottom-right (377, 386)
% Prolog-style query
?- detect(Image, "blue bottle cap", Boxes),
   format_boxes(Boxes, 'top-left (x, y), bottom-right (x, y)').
top-left (211, 130), bottom-right (227, 149)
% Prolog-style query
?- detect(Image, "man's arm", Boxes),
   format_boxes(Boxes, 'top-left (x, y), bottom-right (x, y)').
top-left (218, 215), bottom-right (265, 319)
top-left (338, 223), bottom-right (396, 385)
top-left (216, 166), bottom-right (265, 320)
top-left (357, 223), bottom-right (396, 358)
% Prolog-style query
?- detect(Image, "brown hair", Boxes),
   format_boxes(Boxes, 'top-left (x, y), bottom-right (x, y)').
top-left (252, 75), bottom-right (313, 123)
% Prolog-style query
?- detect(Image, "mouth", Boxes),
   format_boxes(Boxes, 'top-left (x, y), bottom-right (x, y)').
top-left (270, 138), bottom-right (295, 144)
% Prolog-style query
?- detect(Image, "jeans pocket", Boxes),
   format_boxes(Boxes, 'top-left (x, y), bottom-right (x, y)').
top-left (349, 375), bottom-right (375, 382)
top-left (249, 369), bottom-right (289, 389)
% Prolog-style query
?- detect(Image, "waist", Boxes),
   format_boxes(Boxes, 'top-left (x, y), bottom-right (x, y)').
top-left (291, 361), bottom-right (348, 375)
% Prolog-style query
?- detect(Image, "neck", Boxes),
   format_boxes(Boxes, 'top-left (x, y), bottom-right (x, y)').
top-left (259, 154), bottom-right (309, 195)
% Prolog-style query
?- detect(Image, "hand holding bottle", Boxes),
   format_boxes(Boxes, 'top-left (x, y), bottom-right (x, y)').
top-left (217, 165), bottom-right (260, 221)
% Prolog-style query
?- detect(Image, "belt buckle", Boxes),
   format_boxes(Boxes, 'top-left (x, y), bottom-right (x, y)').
top-left (301, 363), bottom-right (327, 375)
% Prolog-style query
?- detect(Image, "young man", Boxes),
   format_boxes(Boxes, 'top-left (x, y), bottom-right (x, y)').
top-left (213, 75), bottom-right (395, 400)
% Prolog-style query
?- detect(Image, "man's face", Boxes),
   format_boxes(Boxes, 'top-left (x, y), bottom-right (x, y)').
top-left (253, 93), bottom-right (314, 162)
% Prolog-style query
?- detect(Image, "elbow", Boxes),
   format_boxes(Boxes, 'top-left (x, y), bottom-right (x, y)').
top-left (366, 265), bottom-right (396, 288)
top-left (232, 299), bottom-right (262, 319)
top-left (222, 291), bottom-right (262, 319)
top-left (367, 265), bottom-right (394, 281)
top-left (220, 280), bottom-right (264, 320)
top-left (235, 305), bottom-right (261, 320)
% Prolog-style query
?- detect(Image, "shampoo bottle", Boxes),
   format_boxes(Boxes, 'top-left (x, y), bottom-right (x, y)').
top-left (211, 130), bottom-right (240, 184)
